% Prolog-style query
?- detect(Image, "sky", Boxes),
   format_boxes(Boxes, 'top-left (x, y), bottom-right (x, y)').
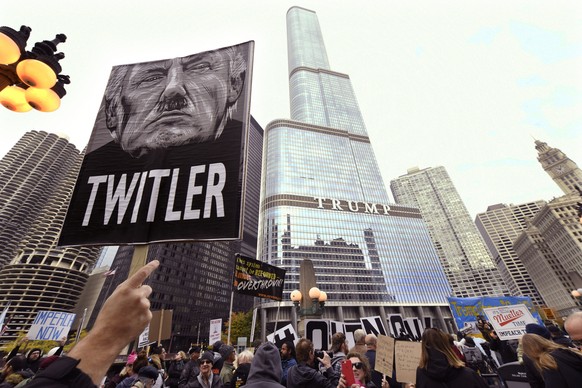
top-left (1, 0), bottom-right (581, 219)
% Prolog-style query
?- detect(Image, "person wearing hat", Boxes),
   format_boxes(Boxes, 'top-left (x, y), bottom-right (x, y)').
top-left (183, 351), bottom-right (223, 388)
top-left (244, 342), bottom-right (284, 388)
top-left (219, 345), bottom-right (235, 388)
top-left (0, 356), bottom-right (34, 388)
top-left (179, 347), bottom-right (201, 388)
top-left (131, 366), bottom-right (159, 388)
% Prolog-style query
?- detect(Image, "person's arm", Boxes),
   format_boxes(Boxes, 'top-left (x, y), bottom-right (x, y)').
top-left (26, 260), bottom-right (160, 388)
top-left (6, 337), bottom-right (26, 361)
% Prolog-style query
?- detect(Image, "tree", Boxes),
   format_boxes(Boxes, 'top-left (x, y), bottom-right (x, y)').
top-left (221, 309), bottom-right (259, 346)
top-left (0, 330), bottom-right (88, 354)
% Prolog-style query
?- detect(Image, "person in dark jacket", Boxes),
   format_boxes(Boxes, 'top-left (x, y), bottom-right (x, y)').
top-left (286, 338), bottom-right (334, 388)
top-left (547, 325), bottom-right (575, 348)
top-left (521, 333), bottom-right (582, 388)
top-left (166, 351), bottom-right (187, 388)
top-left (231, 350), bottom-right (253, 387)
top-left (416, 328), bottom-right (488, 388)
top-left (179, 347), bottom-right (201, 388)
top-left (243, 342), bottom-right (284, 388)
top-left (0, 356), bottom-right (34, 388)
top-left (184, 351), bottom-right (223, 388)
top-left (279, 341), bottom-right (296, 386)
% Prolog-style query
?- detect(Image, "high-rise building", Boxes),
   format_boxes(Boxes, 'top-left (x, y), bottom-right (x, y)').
top-left (475, 202), bottom-right (546, 305)
top-left (257, 7), bottom-right (453, 335)
top-left (510, 140), bottom-right (582, 317)
top-left (535, 140), bottom-right (582, 195)
top-left (390, 166), bottom-right (508, 298)
top-left (87, 117), bottom-right (264, 350)
top-left (0, 131), bottom-right (101, 344)
top-left (513, 195), bottom-right (582, 316)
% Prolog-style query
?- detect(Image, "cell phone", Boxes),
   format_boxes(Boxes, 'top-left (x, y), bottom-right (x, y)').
top-left (341, 359), bottom-right (356, 387)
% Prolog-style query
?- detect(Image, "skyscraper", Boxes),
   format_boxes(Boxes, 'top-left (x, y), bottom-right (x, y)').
top-left (257, 7), bottom-right (453, 334)
top-left (510, 140), bottom-right (582, 317)
top-left (513, 196), bottom-right (582, 317)
top-left (390, 166), bottom-right (508, 298)
top-left (87, 117), bottom-right (264, 350)
top-left (0, 131), bottom-right (101, 344)
top-left (475, 202), bottom-right (546, 305)
top-left (535, 140), bottom-right (582, 195)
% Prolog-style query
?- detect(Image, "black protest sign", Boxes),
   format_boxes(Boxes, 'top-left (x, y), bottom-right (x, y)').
top-left (233, 254), bottom-right (286, 301)
top-left (59, 41), bottom-right (254, 246)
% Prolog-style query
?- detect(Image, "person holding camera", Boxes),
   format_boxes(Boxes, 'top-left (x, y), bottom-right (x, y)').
top-left (286, 339), bottom-right (334, 388)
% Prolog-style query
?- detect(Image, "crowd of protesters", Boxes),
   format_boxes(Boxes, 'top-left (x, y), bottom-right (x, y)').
top-left (2, 261), bottom-right (582, 388)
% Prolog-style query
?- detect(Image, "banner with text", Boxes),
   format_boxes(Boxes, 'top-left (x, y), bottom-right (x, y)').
top-left (448, 296), bottom-right (542, 336)
top-left (27, 311), bottom-right (75, 341)
top-left (59, 41), bottom-right (255, 246)
top-left (233, 255), bottom-right (286, 301)
top-left (483, 304), bottom-right (538, 340)
top-left (210, 319), bottom-right (222, 345)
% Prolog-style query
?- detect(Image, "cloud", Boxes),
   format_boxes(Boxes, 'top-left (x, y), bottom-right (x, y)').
top-left (469, 26), bottom-right (502, 45)
top-left (509, 21), bottom-right (582, 63)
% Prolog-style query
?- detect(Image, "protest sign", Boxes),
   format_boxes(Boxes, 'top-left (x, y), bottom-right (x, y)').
top-left (483, 304), bottom-right (538, 340)
top-left (267, 324), bottom-right (298, 347)
top-left (209, 318), bottom-right (222, 345)
top-left (27, 311), bottom-right (75, 341)
top-left (233, 255), bottom-right (286, 301)
top-left (375, 335), bottom-right (395, 376)
top-left (395, 341), bottom-right (422, 384)
top-left (59, 42), bottom-right (255, 246)
top-left (138, 325), bottom-right (150, 348)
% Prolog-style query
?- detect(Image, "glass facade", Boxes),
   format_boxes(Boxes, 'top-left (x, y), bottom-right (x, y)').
top-left (257, 7), bottom-right (451, 311)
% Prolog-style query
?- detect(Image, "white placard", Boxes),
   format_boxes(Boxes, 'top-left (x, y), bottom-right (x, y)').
top-left (27, 311), bottom-right (75, 341)
top-left (209, 318), bottom-right (223, 345)
top-left (138, 325), bottom-right (150, 348)
top-left (483, 304), bottom-right (538, 340)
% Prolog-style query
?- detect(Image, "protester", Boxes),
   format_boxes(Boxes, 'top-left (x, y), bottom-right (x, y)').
top-left (547, 325), bottom-right (575, 348)
top-left (219, 345), bottom-right (235, 388)
top-left (521, 333), bottom-right (582, 388)
top-left (117, 354), bottom-right (149, 388)
top-left (322, 332), bottom-right (347, 386)
top-left (279, 340), bottom-right (297, 386)
top-left (286, 338), bottom-right (334, 388)
top-left (337, 351), bottom-right (388, 388)
top-left (211, 342), bottom-right (225, 375)
top-left (564, 311), bottom-right (582, 341)
top-left (231, 350), bottom-right (253, 387)
top-left (242, 342), bottom-right (284, 388)
top-left (132, 366), bottom-right (160, 388)
top-left (5, 337), bottom-right (45, 373)
top-left (148, 345), bottom-right (166, 387)
top-left (179, 347), bottom-right (201, 388)
top-left (486, 330), bottom-right (517, 364)
top-left (0, 356), bottom-right (34, 388)
top-left (415, 328), bottom-right (488, 388)
top-left (183, 351), bottom-right (223, 388)
top-left (24, 260), bottom-right (160, 387)
top-left (350, 329), bottom-right (367, 354)
top-left (166, 351), bottom-right (187, 388)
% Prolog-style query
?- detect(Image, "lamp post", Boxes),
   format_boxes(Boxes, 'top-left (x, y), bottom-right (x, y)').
top-left (0, 25), bottom-right (70, 112)
top-left (291, 287), bottom-right (327, 317)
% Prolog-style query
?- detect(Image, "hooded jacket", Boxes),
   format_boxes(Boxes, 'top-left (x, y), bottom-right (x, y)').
top-left (541, 348), bottom-right (582, 388)
top-left (415, 348), bottom-right (488, 388)
top-left (243, 343), bottom-right (284, 388)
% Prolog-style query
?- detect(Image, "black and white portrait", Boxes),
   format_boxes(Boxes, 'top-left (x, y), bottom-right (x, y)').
top-left (60, 42), bottom-right (254, 246)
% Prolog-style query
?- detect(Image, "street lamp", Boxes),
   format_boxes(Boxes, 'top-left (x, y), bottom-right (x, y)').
top-left (291, 286), bottom-right (327, 317)
top-left (0, 25), bottom-right (70, 112)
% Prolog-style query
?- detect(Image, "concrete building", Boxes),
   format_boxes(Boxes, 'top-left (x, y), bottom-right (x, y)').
top-left (475, 202), bottom-right (546, 305)
top-left (391, 166), bottom-right (508, 298)
top-left (511, 140), bottom-right (582, 317)
top-left (0, 131), bottom-right (101, 345)
top-left (257, 7), bottom-right (454, 336)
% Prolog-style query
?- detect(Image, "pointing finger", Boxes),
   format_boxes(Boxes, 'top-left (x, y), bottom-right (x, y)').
top-left (125, 260), bottom-right (159, 289)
